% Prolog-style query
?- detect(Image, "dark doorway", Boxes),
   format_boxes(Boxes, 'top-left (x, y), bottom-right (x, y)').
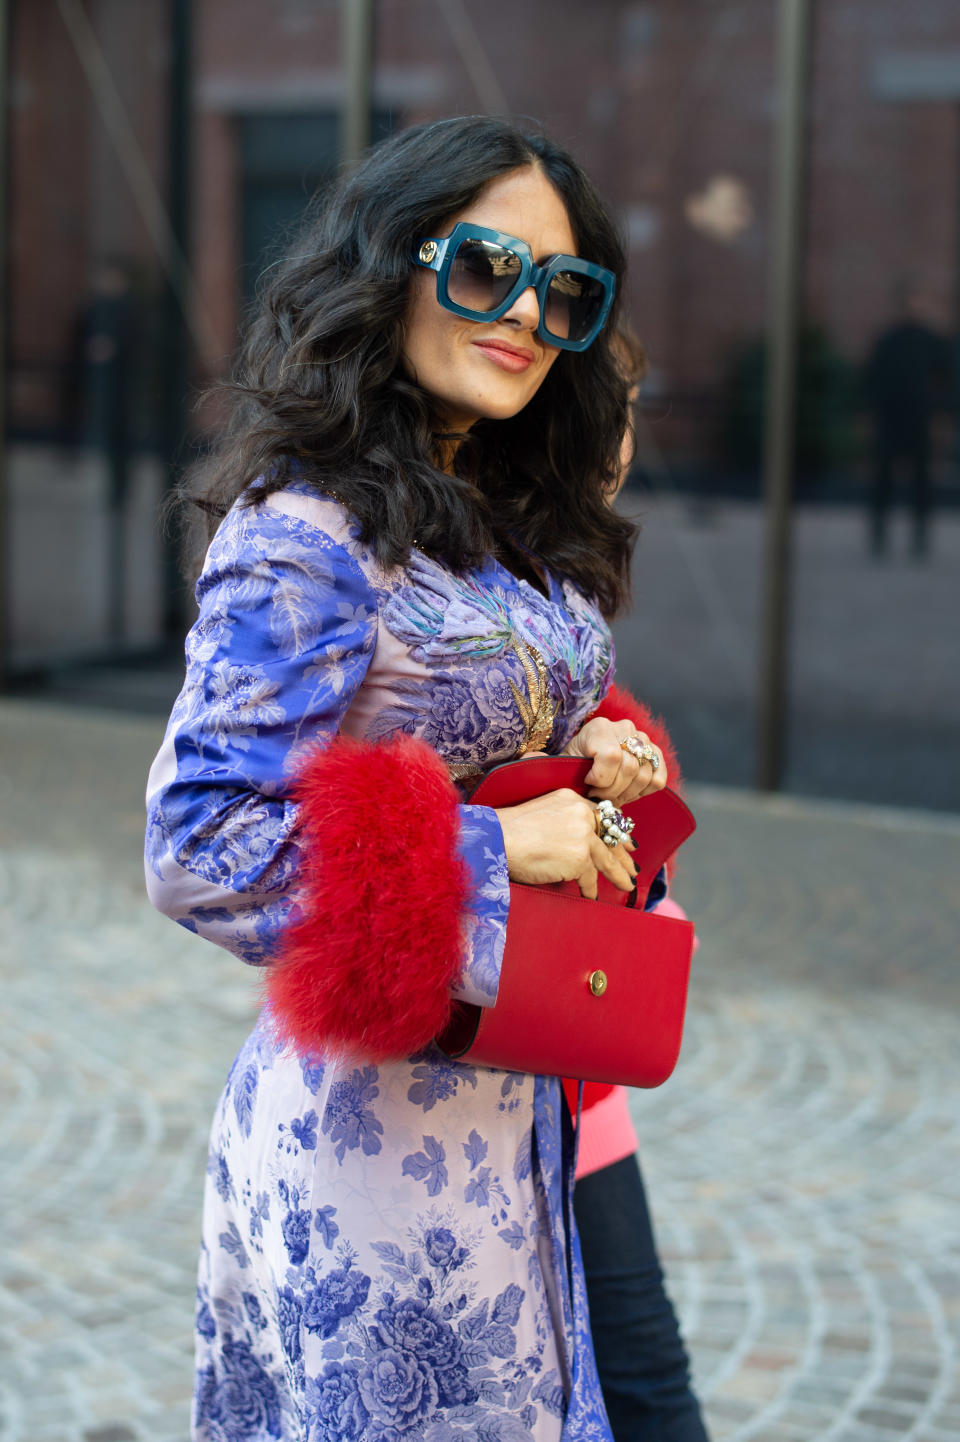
top-left (238, 111), bottom-right (395, 305)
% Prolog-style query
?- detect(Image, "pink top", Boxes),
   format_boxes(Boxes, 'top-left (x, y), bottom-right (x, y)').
top-left (573, 895), bottom-right (696, 1179)
top-left (574, 1085), bottom-right (639, 1179)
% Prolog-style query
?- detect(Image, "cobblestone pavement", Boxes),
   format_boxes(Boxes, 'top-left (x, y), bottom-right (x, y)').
top-left (1, 700), bottom-right (958, 1442)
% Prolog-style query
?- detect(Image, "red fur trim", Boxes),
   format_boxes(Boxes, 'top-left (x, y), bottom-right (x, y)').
top-left (265, 734), bottom-right (471, 1062)
top-left (589, 681), bottom-right (683, 881)
top-left (588, 682), bottom-right (682, 789)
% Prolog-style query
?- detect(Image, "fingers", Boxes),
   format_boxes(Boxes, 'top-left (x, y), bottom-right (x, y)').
top-left (587, 832), bottom-right (637, 894)
top-left (623, 734), bottom-right (668, 800)
top-left (577, 862), bottom-right (599, 901)
top-left (587, 729), bottom-right (668, 803)
top-left (574, 717), bottom-right (668, 801)
top-left (587, 744), bottom-right (641, 801)
top-left (577, 798), bottom-right (636, 896)
top-left (581, 733), bottom-right (625, 793)
top-left (576, 848), bottom-right (637, 899)
top-left (498, 786), bottom-right (643, 894)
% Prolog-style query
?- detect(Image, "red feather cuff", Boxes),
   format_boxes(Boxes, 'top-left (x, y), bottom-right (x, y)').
top-left (265, 733), bottom-right (472, 1062)
top-left (588, 681), bottom-right (683, 882)
top-left (588, 682), bottom-right (682, 790)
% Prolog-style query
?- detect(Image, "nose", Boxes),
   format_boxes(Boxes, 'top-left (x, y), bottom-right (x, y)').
top-left (501, 283), bottom-right (540, 332)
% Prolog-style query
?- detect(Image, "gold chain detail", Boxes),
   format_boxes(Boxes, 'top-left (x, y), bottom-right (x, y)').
top-left (447, 762), bottom-right (484, 782)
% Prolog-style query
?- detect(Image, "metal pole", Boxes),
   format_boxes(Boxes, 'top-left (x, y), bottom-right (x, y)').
top-left (340, 0), bottom-right (375, 169)
top-left (756, 0), bottom-right (813, 791)
top-left (0, 0), bottom-right (9, 692)
top-left (955, 103), bottom-right (960, 333)
top-left (161, 0), bottom-right (192, 638)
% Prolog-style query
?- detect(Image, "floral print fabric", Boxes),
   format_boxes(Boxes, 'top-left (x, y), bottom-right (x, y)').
top-left (145, 486), bottom-right (617, 1441)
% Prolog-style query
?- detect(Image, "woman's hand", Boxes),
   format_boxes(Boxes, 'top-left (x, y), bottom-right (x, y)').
top-left (563, 716), bottom-right (668, 804)
top-left (494, 788), bottom-right (636, 900)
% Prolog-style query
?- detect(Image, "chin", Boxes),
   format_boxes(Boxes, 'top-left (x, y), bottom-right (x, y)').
top-left (472, 382), bottom-right (543, 423)
top-left (475, 398), bottom-right (531, 422)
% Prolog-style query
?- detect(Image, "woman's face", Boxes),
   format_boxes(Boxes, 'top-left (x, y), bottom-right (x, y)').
top-left (403, 165), bottom-right (578, 433)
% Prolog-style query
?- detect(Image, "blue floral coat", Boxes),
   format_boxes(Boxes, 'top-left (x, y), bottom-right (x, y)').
top-left (145, 486), bottom-right (618, 1441)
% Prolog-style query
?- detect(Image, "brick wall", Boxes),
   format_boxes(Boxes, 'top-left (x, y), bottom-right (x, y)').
top-left (9, 0), bottom-right (168, 432)
top-left (10, 0), bottom-right (960, 463)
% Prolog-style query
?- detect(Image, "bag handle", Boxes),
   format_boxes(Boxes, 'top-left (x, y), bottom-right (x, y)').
top-left (467, 755), bottom-right (695, 909)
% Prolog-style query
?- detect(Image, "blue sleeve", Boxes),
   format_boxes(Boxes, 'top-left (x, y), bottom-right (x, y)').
top-left (144, 502), bottom-right (378, 963)
top-left (453, 804), bottom-right (510, 1008)
top-left (644, 867), bottom-right (668, 911)
top-left (145, 500), bottom-right (511, 1004)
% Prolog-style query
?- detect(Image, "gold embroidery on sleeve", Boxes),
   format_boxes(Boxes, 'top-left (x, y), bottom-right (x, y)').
top-left (508, 639), bottom-right (558, 755)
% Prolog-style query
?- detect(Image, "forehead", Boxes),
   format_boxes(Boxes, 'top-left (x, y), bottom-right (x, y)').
top-left (445, 166), bottom-right (578, 260)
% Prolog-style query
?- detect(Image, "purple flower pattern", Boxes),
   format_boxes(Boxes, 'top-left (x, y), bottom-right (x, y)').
top-left (148, 490), bottom-right (617, 1441)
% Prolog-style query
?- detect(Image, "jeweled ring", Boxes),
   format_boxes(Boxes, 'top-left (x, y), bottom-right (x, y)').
top-left (594, 798), bottom-right (636, 848)
top-left (620, 735), bottom-right (661, 771)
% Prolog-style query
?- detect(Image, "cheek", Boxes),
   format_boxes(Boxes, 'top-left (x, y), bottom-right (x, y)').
top-left (402, 276), bottom-right (446, 373)
top-left (541, 348), bottom-right (562, 378)
top-left (528, 346), bottom-right (561, 397)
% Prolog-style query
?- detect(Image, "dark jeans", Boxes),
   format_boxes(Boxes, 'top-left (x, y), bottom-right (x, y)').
top-left (574, 1154), bottom-right (710, 1442)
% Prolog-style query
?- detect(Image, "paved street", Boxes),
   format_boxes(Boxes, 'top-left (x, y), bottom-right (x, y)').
top-left (1, 699), bottom-right (958, 1442)
top-left (10, 441), bottom-right (960, 812)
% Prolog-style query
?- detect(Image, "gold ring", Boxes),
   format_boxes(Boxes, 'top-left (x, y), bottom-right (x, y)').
top-left (621, 735), bottom-right (660, 770)
top-left (594, 798), bottom-right (635, 848)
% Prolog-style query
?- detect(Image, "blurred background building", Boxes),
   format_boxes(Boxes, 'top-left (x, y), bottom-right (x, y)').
top-left (3, 0), bottom-right (959, 809)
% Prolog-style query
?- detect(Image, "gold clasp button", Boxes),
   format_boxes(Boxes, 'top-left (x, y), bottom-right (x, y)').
top-left (588, 969), bottom-right (608, 997)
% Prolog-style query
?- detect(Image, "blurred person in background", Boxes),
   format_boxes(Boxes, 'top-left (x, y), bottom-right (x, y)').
top-left (864, 282), bottom-right (952, 559)
top-left (145, 116), bottom-right (686, 1441)
top-left (61, 257), bottom-right (141, 636)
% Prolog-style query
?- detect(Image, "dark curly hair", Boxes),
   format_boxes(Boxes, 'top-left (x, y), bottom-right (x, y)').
top-left (186, 115), bottom-right (636, 616)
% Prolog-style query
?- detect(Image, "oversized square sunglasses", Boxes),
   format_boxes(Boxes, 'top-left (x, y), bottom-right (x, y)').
top-left (413, 223), bottom-right (616, 352)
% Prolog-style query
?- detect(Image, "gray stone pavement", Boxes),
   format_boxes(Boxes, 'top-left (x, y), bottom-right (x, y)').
top-left (1, 699), bottom-right (958, 1442)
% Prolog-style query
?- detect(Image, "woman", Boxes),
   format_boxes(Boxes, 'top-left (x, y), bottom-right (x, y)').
top-left (146, 116), bottom-right (673, 1442)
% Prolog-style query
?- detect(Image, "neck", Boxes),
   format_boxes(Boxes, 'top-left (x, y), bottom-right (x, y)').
top-left (433, 428), bottom-right (470, 476)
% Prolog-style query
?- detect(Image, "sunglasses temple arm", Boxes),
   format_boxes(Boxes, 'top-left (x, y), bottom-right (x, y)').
top-left (416, 237), bottom-right (449, 273)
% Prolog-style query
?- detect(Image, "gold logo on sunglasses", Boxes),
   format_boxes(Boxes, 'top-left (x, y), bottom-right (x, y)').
top-left (418, 240), bottom-right (438, 264)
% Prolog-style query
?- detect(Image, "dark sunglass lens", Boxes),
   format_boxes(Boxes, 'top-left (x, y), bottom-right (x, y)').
top-left (545, 271), bottom-right (606, 342)
top-left (447, 239), bottom-right (522, 313)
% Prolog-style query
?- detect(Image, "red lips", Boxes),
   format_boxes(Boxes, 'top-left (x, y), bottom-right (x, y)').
top-left (472, 339), bottom-right (535, 373)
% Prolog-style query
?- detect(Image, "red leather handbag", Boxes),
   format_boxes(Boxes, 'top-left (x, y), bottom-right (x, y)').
top-left (435, 756), bottom-right (697, 1088)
